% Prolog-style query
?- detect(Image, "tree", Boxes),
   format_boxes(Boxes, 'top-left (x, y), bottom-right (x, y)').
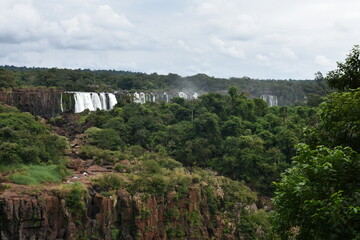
top-left (326, 45), bottom-right (360, 91)
top-left (305, 89), bottom-right (360, 152)
top-left (272, 144), bottom-right (360, 240)
top-left (0, 68), bottom-right (16, 88)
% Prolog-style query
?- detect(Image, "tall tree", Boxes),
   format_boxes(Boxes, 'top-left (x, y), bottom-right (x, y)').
top-left (326, 45), bottom-right (360, 91)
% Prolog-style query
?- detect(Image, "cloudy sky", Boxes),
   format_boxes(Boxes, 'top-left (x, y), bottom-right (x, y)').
top-left (1, 0), bottom-right (359, 79)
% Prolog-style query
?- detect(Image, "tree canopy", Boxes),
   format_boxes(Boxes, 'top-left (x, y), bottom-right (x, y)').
top-left (326, 45), bottom-right (360, 91)
top-left (273, 45), bottom-right (360, 239)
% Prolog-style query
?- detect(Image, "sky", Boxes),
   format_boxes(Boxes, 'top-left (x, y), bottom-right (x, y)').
top-left (0, 0), bottom-right (359, 80)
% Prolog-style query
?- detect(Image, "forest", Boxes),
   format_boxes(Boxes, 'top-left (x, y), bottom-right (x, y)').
top-left (0, 46), bottom-right (359, 239)
top-left (0, 64), bottom-right (327, 106)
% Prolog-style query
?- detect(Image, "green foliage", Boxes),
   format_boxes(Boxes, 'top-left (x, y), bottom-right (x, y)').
top-left (0, 68), bottom-right (17, 88)
top-left (326, 45), bottom-right (360, 91)
top-left (0, 108), bottom-right (67, 165)
top-left (114, 163), bottom-right (133, 173)
top-left (79, 145), bottom-right (123, 165)
top-left (92, 174), bottom-right (125, 192)
top-left (238, 210), bottom-right (270, 240)
top-left (7, 165), bottom-right (70, 185)
top-left (63, 183), bottom-right (88, 218)
top-left (272, 144), bottom-right (360, 240)
top-left (306, 89), bottom-right (360, 152)
top-left (79, 87), bottom-right (313, 194)
top-left (86, 127), bottom-right (125, 151)
top-left (1, 65), bottom-right (325, 106)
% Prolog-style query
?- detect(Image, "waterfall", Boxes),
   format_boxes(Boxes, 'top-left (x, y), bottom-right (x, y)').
top-left (60, 93), bottom-right (64, 112)
top-left (178, 92), bottom-right (187, 99)
top-left (91, 93), bottom-right (102, 110)
top-left (139, 92), bottom-right (146, 104)
top-left (133, 92), bottom-right (141, 103)
top-left (261, 94), bottom-right (278, 107)
top-left (108, 93), bottom-right (118, 110)
top-left (72, 92), bottom-right (118, 113)
top-left (99, 93), bottom-right (107, 110)
top-left (164, 92), bottom-right (169, 103)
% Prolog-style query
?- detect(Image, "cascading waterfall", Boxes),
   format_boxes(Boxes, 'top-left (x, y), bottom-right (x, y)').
top-left (91, 93), bottom-right (102, 111)
top-left (261, 94), bottom-right (278, 107)
top-left (133, 92), bottom-right (141, 103)
top-left (129, 91), bottom-right (200, 104)
top-left (60, 93), bottom-right (64, 112)
top-left (139, 92), bottom-right (146, 104)
top-left (99, 93), bottom-right (107, 110)
top-left (72, 92), bottom-right (118, 113)
top-left (108, 93), bottom-right (117, 110)
top-left (69, 91), bottom-right (200, 113)
top-left (178, 92), bottom-right (187, 98)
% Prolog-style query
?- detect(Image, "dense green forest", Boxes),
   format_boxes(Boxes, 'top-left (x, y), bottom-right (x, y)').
top-left (76, 88), bottom-right (316, 195)
top-left (0, 65), bottom-right (327, 106)
top-left (0, 46), bottom-right (359, 239)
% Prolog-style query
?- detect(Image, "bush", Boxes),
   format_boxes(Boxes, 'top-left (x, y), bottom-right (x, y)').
top-left (79, 145), bottom-right (117, 165)
top-left (115, 163), bottom-right (132, 173)
top-left (87, 128), bottom-right (125, 151)
top-left (63, 183), bottom-right (88, 217)
top-left (0, 109), bottom-right (67, 165)
top-left (92, 174), bottom-right (124, 192)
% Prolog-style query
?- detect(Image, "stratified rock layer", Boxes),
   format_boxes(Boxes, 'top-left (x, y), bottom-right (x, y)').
top-left (0, 89), bottom-right (63, 118)
top-left (0, 185), bottom-right (236, 240)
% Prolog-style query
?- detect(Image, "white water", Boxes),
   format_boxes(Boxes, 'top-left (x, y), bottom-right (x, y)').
top-left (91, 93), bottom-right (102, 110)
top-left (60, 93), bottom-right (64, 112)
top-left (133, 92), bottom-right (141, 103)
top-left (139, 92), bottom-right (146, 104)
top-left (72, 92), bottom-right (118, 113)
top-left (99, 93), bottom-right (107, 110)
top-left (108, 93), bottom-right (118, 110)
top-left (130, 91), bottom-right (199, 104)
top-left (261, 94), bottom-right (278, 107)
top-left (178, 92), bottom-right (187, 99)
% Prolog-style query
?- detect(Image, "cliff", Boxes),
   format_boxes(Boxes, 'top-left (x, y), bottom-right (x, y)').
top-left (0, 89), bottom-right (63, 118)
top-left (0, 181), bottom-right (242, 240)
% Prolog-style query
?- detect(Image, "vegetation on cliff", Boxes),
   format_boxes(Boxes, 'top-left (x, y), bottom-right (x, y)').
top-left (0, 103), bottom-right (69, 184)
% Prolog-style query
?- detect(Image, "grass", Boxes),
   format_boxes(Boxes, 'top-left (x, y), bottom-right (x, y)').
top-left (5, 164), bottom-right (71, 185)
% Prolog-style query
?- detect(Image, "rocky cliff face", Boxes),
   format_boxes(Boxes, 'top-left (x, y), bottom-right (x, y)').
top-left (0, 183), bottom-right (237, 240)
top-left (0, 89), bottom-right (63, 118)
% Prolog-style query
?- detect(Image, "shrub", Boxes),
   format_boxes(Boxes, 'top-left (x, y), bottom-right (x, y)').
top-left (115, 163), bottom-right (132, 173)
top-left (79, 145), bottom-right (117, 165)
top-left (63, 183), bottom-right (88, 217)
top-left (87, 128), bottom-right (124, 151)
top-left (92, 174), bottom-right (124, 192)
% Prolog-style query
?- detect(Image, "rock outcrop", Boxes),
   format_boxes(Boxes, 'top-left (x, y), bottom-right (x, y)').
top-left (0, 89), bottom-right (63, 118)
top-left (0, 184), bottom-right (236, 240)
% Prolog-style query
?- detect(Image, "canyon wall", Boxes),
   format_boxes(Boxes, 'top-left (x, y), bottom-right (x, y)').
top-left (0, 185), bottom-right (240, 240)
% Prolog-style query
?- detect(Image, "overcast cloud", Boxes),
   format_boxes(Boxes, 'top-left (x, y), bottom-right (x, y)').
top-left (0, 0), bottom-right (359, 79)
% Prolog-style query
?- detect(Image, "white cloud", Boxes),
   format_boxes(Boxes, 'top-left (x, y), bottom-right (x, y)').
top-left (210, 37), bottom-right (246, 59)
top-left (0, 0), bottom-right (360, 79)
top-left (315, 55), bottom-right (332, 66)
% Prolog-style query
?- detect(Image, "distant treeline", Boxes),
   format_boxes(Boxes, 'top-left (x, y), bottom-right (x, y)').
top-left (0, 65), bottom-right (328, 106)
